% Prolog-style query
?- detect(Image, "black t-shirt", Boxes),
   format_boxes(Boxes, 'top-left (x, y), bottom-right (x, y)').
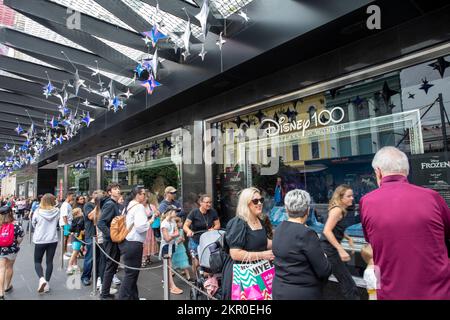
top-left (83, 202), bottom-right (95, 239)
top-left (273, 221), bottom-right (331, 290)
top-left (186, 208), bottom-right (219, 243)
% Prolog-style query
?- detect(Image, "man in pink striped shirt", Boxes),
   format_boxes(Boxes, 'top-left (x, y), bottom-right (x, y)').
top-left (360, 147), bottom-right (450, 300)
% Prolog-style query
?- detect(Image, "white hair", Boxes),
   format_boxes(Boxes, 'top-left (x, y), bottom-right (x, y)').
top-left (284, 189), bottom-right (311, 218)
top-left (372, 146), bottom-right (409, 175)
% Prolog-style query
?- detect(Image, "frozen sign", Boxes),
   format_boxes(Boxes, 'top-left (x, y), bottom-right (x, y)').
top-left (260, 107), bottom-right (345, 137)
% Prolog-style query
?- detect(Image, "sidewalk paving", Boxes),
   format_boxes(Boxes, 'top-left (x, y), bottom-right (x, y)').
top-left (5, 222), bottom-right (192, 300)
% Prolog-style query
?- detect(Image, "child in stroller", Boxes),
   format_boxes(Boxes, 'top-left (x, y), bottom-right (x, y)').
top-left (190, 229), bottom-right (226, 300)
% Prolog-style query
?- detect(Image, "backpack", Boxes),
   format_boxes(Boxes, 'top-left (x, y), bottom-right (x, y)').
top-left (110, 203), bottom-right (138, 243)
top-left (0, 223), bottom-right (15, 247)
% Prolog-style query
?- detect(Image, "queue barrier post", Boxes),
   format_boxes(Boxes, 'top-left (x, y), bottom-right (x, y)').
top-left (91, 236), bottom-right (97, 296)
top-left (163, 254), bottom-right (170, 300)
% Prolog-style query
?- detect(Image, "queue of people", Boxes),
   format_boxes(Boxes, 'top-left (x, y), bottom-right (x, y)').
top-left (0, 147), bottom-right (448, 300)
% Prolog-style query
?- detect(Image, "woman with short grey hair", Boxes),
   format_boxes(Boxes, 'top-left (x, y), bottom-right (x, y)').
top-left (272, 190), bottom-right (331, 300)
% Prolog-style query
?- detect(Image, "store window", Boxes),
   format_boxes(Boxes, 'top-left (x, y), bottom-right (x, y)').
top-left (101, 133), bottom-right (182, 202)
top-left (210, 54), bottom-right (450, 278)
top-left (68, 160), bottom-right (90, 195)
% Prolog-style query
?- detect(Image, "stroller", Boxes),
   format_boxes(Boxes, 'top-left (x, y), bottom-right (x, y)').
top-left (190, 229), bottom-right (226, 300)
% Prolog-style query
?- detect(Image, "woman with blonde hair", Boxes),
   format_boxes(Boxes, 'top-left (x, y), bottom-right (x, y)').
top-left (32, 193), bottom-right (60, 293)
top-left (142, 191), bottom-right (159, 267)
top-left (0, 206), bottom-right (24, 300)
top-left (222, 187), bottom-right (274, 300)
top-left (321, 184), bottom-right (359, 300)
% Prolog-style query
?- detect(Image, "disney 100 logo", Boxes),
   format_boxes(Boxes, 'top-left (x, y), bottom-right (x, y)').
top-left (260, 107), bottom-right (345, 137)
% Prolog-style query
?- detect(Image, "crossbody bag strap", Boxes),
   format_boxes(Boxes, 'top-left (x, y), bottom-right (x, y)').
top-left (125, 202), bottom-right (140, 231)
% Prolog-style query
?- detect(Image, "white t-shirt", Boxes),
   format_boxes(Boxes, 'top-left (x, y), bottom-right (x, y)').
top-left (59, 201), bottom-right (73, 226)
top-left (160, 219), bottom-right (177, 247)
top-left (125, 201), bottom-right (150, 243)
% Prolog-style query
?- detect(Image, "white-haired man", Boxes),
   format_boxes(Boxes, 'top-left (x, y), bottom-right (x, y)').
top-left (360, 146), bottom-right (450, 300)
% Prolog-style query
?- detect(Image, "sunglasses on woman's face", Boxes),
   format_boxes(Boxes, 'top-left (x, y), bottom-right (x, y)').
top-left (250, 198), bottom-right (264, 205)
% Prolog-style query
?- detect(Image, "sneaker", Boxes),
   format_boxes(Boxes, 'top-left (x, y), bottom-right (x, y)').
top-left (96, 278), bottom-right (102, 290)
top-left (139, 298), bottom-right (147, 300)
top-left (100, 293), bottom-right (115, 300)
top-left (64, 252), bottom-right (72, 257)
top-left (44, 282), bottom-right (50, 293)
top-left (112, 274), bottom-right (121, 285)
top-left (81, 279), bottom-right (91, 286)
top-left (63, 255), bottom-right (70, 260)
top-left (109, 288), bottom-right (118, 295)
top-left (66, 266), bottom-right (74, 275)
top-left (37, 277), bottom-right (47, 293)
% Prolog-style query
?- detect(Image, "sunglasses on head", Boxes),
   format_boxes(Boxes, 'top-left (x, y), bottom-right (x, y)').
top-left (250, 198), bottom-right (264, 205)
top-left (170, 192), bottom-right (177, 194)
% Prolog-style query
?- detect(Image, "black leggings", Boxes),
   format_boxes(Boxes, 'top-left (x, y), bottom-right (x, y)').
top-left (34, 242), bottom-right (58, 281)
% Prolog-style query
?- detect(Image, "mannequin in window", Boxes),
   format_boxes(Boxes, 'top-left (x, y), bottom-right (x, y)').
top-left (274, 177), bottom-right (286, 207)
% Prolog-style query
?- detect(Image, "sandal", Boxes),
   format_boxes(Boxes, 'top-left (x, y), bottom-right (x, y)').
top-left (5, 285), bottom-right (13, 293)
top-left (170, 287), bottom-right (183, 295)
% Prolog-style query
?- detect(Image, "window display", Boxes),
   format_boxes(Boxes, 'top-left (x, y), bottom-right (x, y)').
top-left (68, 160), bottom-right (90, 195)
top-left (101, 133), bottom-right (182, 200)
top-left (210, 55), bottom-right (450, 278)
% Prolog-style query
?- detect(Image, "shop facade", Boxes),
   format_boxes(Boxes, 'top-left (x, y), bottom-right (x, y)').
top-left (203, 45), bottom-right (450, 281)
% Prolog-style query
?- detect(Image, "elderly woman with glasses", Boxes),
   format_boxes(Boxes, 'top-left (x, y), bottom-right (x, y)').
top-left (222, 187), bottom-right (275, 300)
top-left (272, 189), bottom-right (331, 300)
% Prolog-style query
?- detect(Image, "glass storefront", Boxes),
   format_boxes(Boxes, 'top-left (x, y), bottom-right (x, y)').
top-left (101, 131), bottom-right (183, 201)
top-left (209, 54), bottom-right (450, 279)
top-left (68, 160), bottom-right (91, 196)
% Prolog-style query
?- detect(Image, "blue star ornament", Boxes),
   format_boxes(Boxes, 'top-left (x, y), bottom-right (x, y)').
top-left (49, 117), bottom-right (59, 129)
top-left (82, 112), bottom-right (94, 127)
top-left (43, 81), bottom-right (55, 98)
top-left (142, 25), bottom-right (168, 47)
top-left (3, 144), bottom-right (10, 151)
top-left (15, 124), bottom-right (24, 135)
top-left (58, 105), bottom-right (70, 117)
top-left (141, 74), bottom-right (161, 95)
top-left (134, 63), bottom-right (145, 78)
top-left (112, 96), bottom-right (121, 113)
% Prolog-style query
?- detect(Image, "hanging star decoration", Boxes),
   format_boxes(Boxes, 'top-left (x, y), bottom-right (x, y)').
top-left (3, 144), bottom-right (9, 151)
top-left (238, 11), bottom-right (250, 22)
top-left (381, 81), bottom-right (399, 105)
top-left (112, 96), bottom-right (121, 113)
top-left (428, 57), bottom-right (450, 78)
top-left (49, 116), bottom-right (59, 129)
top-left (408, 92), bottom-right (415, 99)
top-left (141, 74), bottom-right (161, 95)
top-left (419, 78), bottom-right (434, 95)
top-left (182, 18), bottom-right (192, 60)
top-left (123, 88), bottom-right (133, 99)
top-left (199, 44), bottom-right (207, 61)
top-left (150, 49), bottom-right (159, 78)
top-left (283, 108), bottom-right (298, 122)
top-left (15, 124), bottom-right (24, 135)
top-left (254, 110), bottom-right (266, 123)
top-left (216, 32), bottom-right (226, 51)
top-left (58, 104), bottom-right (70, 117)
top-left (134, 63), bottom-right (145, 78)
top-left (195, 0), bottom-right (210, 40)
top-left (73, 70), bottom-right (86, 96)
top-left (43, 81), bottom-right (55, 98)
top-left (81, 112), bottom-right (94, 127)
top-left (142, 24), bottom-right (168, 48)
top-left (91, 60), bottom-right (100, 76)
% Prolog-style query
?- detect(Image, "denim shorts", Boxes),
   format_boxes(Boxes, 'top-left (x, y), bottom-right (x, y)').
top-left (0, 253), bottom-right (17, 261)
top-left (188, 238), bottom-right (199, 258)
top-left (161, 244), bottom-right (176, 257)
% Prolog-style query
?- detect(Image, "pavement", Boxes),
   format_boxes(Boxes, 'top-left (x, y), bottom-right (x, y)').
top-left (3, 221), bottom-right (193, 300)
top-left (3, 221), bottom-right (365, 300)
